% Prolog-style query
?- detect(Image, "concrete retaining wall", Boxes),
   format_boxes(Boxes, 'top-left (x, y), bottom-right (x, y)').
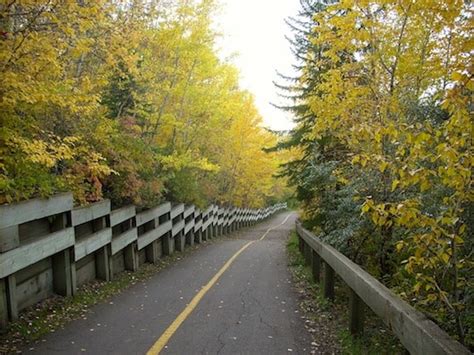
top-left (0, 194), bottom-right (286, 329)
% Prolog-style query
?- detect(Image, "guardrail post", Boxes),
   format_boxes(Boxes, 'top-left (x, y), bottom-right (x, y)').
top-left (124, 243), bottom-right (138, 271)
top-left (298, 235), bottom-right (304, 253)
top-left (52, 249), bottom-right (73, 296)
top-left (145, 240), bottom-right (159, 263)
top-left (312, 250), bottom-right (321, 283)
top-left (95, 246), bottom-right (110, 281)
top-left (349, 288), bottom-right (365, 336)
top-left (323, 263), bottom-right (335, 301)
top-left (0, 280), bottom-right (8, 329)
top-left (175, 231), bottom-right (185, 252)
top-left (5, 275), bottom-right (17, 320)
top-left (195, 230), bottom-right (202, 244)
top-left (186, 230), bottom-right (194, 247)
top-left (304, 242), bottom-right (312, 265)
top-left (162, 232), bottom-right (172, 256)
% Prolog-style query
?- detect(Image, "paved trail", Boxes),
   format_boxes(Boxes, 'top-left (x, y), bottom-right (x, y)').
top-left (28, 212), bottom-right (311, 354)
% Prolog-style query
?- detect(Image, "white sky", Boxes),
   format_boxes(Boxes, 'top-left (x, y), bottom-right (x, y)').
top-left (215, 0), bottom-right (300, 131)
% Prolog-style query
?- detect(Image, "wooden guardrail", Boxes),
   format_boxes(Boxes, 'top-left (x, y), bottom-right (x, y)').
top-left (0, 193), bottom-right (286, 329)
top-left (295, 221), bottom-right (469, 355)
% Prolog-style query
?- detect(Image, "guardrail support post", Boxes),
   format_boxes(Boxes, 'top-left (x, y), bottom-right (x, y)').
top-left (195, 230), bottom-right (202, 244)
top-left (312, 250), bottom-right (321, 283)
top-left (95, 246), bottom-right (110, 281)
top-left (323, 263), bottom-right (335, 301)
top-left (186, 231), bottom-right (194, 247)
top-left (175, 231), bottom-right (185, 252)
top-left (163, 232), bottom-right (172, 256)
top-left (52, 249), bottom-right (73, 296)
top-left (145, 240), bottom-right (159, 263)
top-left (0, 280), bottom-right (8, 329)
top-left (298, 235), bottom-right (304, 253)
top-left (124, 243), bottom-right (138, 271)
top-left (349, 288), bottom-right (365, 336)
top-left (305, 242), bottom-right (312, 265)
top-left (5, 275), bottom-right (17, 320)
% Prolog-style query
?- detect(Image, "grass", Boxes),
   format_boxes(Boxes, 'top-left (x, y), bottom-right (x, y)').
top-left (287, 231), bottom-right (405, 355)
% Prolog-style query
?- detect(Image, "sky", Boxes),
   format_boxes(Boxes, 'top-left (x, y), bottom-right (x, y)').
top-left (215, 0), bottom-right (301, 131)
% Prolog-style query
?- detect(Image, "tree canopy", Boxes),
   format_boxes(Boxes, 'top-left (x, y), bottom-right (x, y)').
top-left (0, 0), bottom-right (290, 208)
top-left (276, 0), bottom-right (473, 347)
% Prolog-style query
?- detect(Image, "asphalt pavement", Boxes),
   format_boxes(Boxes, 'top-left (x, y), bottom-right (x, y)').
top-left (27, 212), bottom-right (311, 355)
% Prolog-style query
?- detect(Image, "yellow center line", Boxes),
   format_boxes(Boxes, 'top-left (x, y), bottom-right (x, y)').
top-left (259, 212), bottom-right (293, 240)
top-left (146, 212), bottom-right (294, 355)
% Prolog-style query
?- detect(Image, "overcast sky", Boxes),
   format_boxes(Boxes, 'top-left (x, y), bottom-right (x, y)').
top-left (215, 0), bottom-right (300, 131)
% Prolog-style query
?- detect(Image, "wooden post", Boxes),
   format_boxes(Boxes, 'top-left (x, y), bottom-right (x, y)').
top-left (52, 249), bottom-right (73, 296)
top-left (0, 279), bottom-right (9, 329)
top-left (175, 231), bottom-right (185, 252)
top-left (349, 288), bottom-right (365, 336)
top-left (305, 242), bottom-right (312, 265)
top-left (124, 243), bottom-right (138, 271)
top-left (145, 240), bottom-right (159, 264)
top-left (0, 225), bottom-right (19, 253)
top-left (6, 275), bottom-right (17, 320)
top-left (298, 235), bottom-right (304, 253)
top-left (95, 246), bottom-right (110, 281)
top-left (195, 230), bottom-right (202, 244)
top-left (162, 232), bottom-right (172, 256)
top-left (71, 256), bottom-right (77, 295)
top-left (323, 262), bottom-right (335, 301)
top-left (186, 231), bottom-right (194, 246)
top-left (312, 250), bottom-right (321, 283)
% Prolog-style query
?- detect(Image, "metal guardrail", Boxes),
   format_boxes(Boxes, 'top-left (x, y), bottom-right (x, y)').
top-left (295, 221), bottom-right (469, 355)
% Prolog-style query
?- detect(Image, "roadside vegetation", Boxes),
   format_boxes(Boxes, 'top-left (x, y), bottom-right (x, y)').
top-left (275, 0), bottom-right (473, 349)
top-left (287, 231), bottom-right (405, 354)
top-left (0, 0), bottom-right (291, 209)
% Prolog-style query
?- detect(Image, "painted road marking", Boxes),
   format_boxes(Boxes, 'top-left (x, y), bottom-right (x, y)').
top-left (259, 212), bottom-right (293, 241)
top-left (146, 213), bottom-right (294, 355)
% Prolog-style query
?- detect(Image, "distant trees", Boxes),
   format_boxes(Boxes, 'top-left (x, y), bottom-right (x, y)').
top-left (0, 0), bottom-right (289, 208)
top-left (277, 0), bottom-right (472, 346)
